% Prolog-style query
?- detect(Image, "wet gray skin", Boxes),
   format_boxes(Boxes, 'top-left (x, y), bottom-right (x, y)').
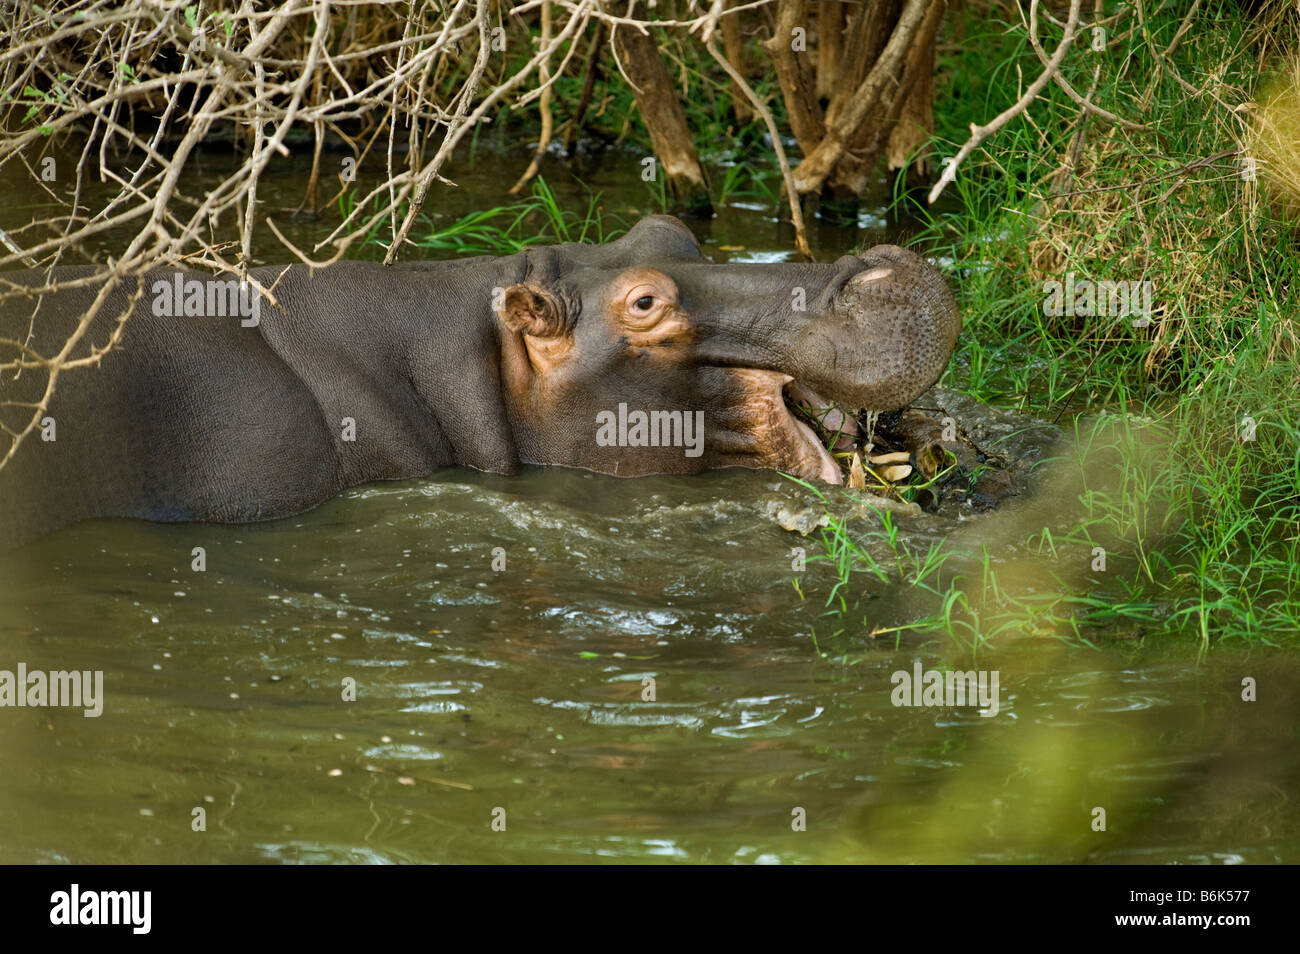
top-left (0, 215), bottom-right (958, 548)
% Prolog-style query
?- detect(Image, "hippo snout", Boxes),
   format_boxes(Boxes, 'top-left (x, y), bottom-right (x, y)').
top-left (798, 247), bottom-right (961, 412)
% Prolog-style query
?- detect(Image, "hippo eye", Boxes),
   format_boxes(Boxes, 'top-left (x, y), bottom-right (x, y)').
top-left (633, 295), bottom-right (655, 312)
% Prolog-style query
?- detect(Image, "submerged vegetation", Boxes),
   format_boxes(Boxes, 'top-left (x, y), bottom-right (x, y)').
top-left (410, 178), bottom-right (626, 256)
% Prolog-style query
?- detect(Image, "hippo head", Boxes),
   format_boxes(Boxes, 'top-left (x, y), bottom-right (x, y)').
top-left (495, 215), bottom-right (960, 485)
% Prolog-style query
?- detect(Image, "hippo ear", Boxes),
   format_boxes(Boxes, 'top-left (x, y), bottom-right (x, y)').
top-left (497, 283), bottom-right (566, 338)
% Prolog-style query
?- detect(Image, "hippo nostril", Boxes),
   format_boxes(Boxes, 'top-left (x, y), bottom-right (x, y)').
top-left (796, 245), bottom-right (959, 415)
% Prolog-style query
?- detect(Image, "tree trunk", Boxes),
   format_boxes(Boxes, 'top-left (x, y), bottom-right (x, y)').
top-left (758, 0), bottom-right (945, 201)
top-left (815, 2), bottom-right (846, 102)
top-left (886, 21), bottom-right (936, 189)
top-left (825, 0), bottom-right (944, 198)
top-left (762, 0), bottom-right (824, 156)
top-left (721, 0), bottom-right (753, 124)
top-left (612, 20), bottom-right (713, 214)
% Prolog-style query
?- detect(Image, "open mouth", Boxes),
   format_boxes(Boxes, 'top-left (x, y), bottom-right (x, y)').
top-left (724, 368), bottom-right (905, 488)
top-left (780, 380), bottom-right (922, 494)
top-left (780, 380), bottom-right (857, 486)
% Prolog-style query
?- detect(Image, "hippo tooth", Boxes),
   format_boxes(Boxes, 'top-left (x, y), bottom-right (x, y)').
top-left (784, 381), bottom-right (829, 407)
top-left (876, 464), bottom-right (913, 483)
top-left (790, 417), bottom-right (843, 486)
top-left (852, 266), bottom-right (894, 284)
top-left (848, 452), bottom-right (867, 489)
top-left (868, 451), bottom-right (911, 465)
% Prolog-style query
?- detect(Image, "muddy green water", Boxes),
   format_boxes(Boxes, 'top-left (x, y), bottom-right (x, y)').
top-left (2, 151), bottom-right (1298, 864)
top-left (3, 466), bottom-right (1298, 864)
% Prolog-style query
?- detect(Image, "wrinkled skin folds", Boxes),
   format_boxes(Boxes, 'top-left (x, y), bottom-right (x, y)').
top-left (0, 215), bottom-right (959, 546)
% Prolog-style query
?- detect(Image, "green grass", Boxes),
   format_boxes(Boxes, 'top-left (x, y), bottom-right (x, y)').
top-left (792, 2), bottom-right (1300, 655)
top-left (359, 177), bottom-right (628, 256)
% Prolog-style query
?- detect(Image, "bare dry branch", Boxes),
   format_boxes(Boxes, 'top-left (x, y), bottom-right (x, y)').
top-left (929, 0), bottom-right (1082, 204)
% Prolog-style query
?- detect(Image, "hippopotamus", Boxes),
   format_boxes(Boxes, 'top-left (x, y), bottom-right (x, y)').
top-left (0, 215), bottom-right (959, 547)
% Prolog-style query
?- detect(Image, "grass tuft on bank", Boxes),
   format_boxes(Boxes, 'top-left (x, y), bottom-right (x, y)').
top-left (799, 2), bottom-right (1300, 653)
